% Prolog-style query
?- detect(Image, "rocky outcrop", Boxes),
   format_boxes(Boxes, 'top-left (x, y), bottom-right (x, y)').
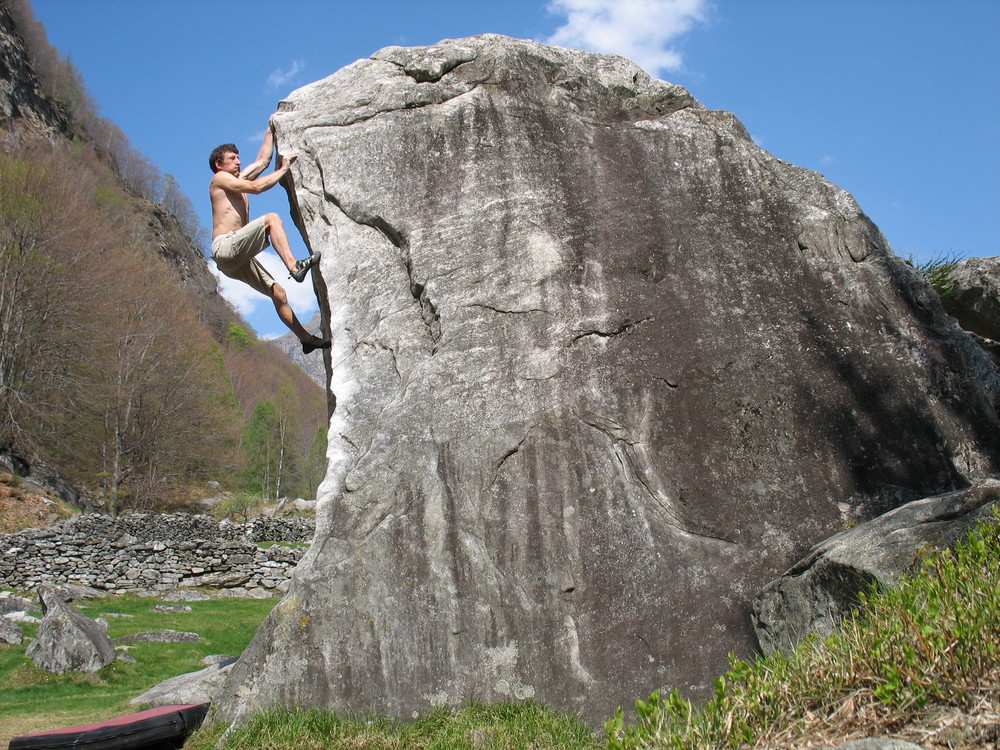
top-left (26, 585), bottom-right (117, 673)
top-left (942, 256), bottom-right (1000, 364)
top-left (215, 35), bottom-right (1000, 726)
top-left (752, 478), bottom-right (1000, 656)
top-left (0, 3), bottom-right (69, 136)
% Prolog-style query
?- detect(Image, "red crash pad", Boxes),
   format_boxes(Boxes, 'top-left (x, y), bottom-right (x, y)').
top-left (8, 703), bottom-right (210, 750)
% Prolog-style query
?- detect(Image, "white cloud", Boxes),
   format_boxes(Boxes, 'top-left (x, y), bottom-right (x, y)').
top-left (210, 263), bottom-right (262, 317)
top-left (256, 250), bottom-right (320, 315)
top-left (545, 0), bottom-right (710, 78)
top-left (210, 250), bottom-right (319, 324)
top-left (265, 59), bottom-right (305, 91)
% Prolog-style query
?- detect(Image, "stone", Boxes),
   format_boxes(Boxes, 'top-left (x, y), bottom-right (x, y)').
top-left (114, 630), bottom-right (201, 644)
top-left (0, 615), bottom-right (23, 645)
top-left (26, 585), bottom-right (117, 673)
top-left (0, 591), bottom-right (38, 614)
top-left (823, 740), bottom-right (924, 750)
top-left (161, 590), bottom-right (212, 602)
top-left (179, 571), bottom-right (251, 588)
top-left (752, 479), bottom-right (1000, 656)
top-left (216, 587), bottom-right (275, 599)
top-left (48, 582), bottom-right (108, 601)
top-left (152, 604), bottom-right (192, 613)
top-left (942, 255), bottom-right (1000, 364)
top-left (202, 653), bottom-right (236, 665)
top-left (215, 35), bottom-right (1000, 727)
top-left (130, 657), bottom-right (238, 707)
top-left (4, 611), bottom-right (40, 624)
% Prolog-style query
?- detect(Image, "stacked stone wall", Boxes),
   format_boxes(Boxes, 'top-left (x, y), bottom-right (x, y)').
top-left (0, 513), bottom-right (314, 595)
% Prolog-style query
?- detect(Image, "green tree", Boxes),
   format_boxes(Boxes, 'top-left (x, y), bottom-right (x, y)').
top-left (242, 399), bottom-right (280, 497)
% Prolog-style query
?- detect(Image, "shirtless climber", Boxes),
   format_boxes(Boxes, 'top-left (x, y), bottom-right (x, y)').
top-left (209, 120), bottom-right (329, 354)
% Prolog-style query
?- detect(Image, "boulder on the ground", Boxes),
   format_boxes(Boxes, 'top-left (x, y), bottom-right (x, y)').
top-left (114, 630), bottom-right (201, 644)
top-left (752, 478), bottom-right (999, 656)
top-left (130, 657), bottom-right (238, 707)
top-left (26, 585), bottom-right (117, 673)
top-left (161, 590), bottom-right (212, 602)
top-left (215, 33), bottom-right (1000, 726)
top-left (46, 582), bottom-right (108, 601)
top-left (0, 591), bottom-right (38, 614)
top-left (0, 615), bottom-right (23, 644)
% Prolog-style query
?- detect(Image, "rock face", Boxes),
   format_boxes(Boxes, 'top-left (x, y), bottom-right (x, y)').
top-left (26, 585), bottom-right (117, 673)
top-left (215, 35), bottom-right (1000, 725)
top-left (752, 478), bottom-right (1000, 657)
top-left (942, 256), bottom-right (1000, 364)
top-left (0, 3), bottom-right (69, 137)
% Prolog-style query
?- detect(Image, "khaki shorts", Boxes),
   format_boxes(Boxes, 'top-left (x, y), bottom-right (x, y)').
top-left (211, 216), bottom-right (276, 296)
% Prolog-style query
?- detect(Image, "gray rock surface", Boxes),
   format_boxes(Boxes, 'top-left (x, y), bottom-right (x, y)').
top-left (130, 657), bottom-right (238, 707)
top-left (0, 3), bottom-right (69, 136)
top-left (216, 35), bottom-right (1000, 726)
top-left (753, 478), bottom-right (999, 656)
top-left (0, 591), bottom-right (38, 614)
top-left (162, 590), bottom-right (212, 602)
top-left (114, 629), bottom-right (201, 643)
top-left (943, 255), bottom-right (1000, 363)
top-left (824, 740), bottom-right (924, 750)
top-left (26, 585), bottom-right (117, 673)
top-left (0, 615), bottom-right (23, 644)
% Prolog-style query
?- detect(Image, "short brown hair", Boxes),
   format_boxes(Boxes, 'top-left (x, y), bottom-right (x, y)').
top-left (209, 143), bottom-right (238, 172)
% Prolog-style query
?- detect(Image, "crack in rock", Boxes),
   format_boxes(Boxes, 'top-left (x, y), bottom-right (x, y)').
top-left (466, 303), bottom-right (551, 316)
top-left (569, 317), bottom-right (652, 345)
top-left (318, 184), bottom-right (443, 351)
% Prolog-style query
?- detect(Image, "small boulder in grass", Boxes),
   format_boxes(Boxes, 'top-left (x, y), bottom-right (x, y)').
top-left (0, 616), bottom-right (23, 645)
top-left (114, 630), bottom-right (201, 644)
top-left (26, 585), bottom-right (117, 673)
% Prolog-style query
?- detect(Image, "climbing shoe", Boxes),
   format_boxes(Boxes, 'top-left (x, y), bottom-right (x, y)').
top-left (290, 250), bottom-right (322, 282)
top-left (302, 334), bottom-right (331, 354)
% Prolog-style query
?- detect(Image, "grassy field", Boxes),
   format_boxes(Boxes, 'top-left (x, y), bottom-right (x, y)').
top-left (0, 593), bottom-right (276, 745)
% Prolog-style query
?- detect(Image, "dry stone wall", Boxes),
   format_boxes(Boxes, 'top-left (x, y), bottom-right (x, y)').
top-left (0, 513), bottom-right (313, 595)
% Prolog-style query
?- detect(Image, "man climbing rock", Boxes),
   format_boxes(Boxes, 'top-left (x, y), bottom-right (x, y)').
top-left (209, 119), bottom-right (329, 354)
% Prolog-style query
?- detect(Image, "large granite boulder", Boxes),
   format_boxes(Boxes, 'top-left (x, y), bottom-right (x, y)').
top-left (215, 35), bottom-right (1000, 725)
top-left (26, 585), bottom-right (117, 673)
top-left (752, 478), bottom-right (999, 657)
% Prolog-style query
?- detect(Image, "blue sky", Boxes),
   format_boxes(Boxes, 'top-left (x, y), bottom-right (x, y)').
top-left (30, 0), bottom-right (1000, 339)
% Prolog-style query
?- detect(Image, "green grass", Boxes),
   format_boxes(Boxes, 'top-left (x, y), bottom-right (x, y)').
top-left (907, 251), bottom-right (964, 299)
top-left (0, 593), bottom-right (276, 743)
top-left (185, 701), bottom-right (602, 750)
top-left (606, 509), bottom-right (1000, 749)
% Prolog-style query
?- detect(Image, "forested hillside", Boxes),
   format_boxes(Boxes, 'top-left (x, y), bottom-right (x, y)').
top-left (0, 0), bottom-right (327, 513)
